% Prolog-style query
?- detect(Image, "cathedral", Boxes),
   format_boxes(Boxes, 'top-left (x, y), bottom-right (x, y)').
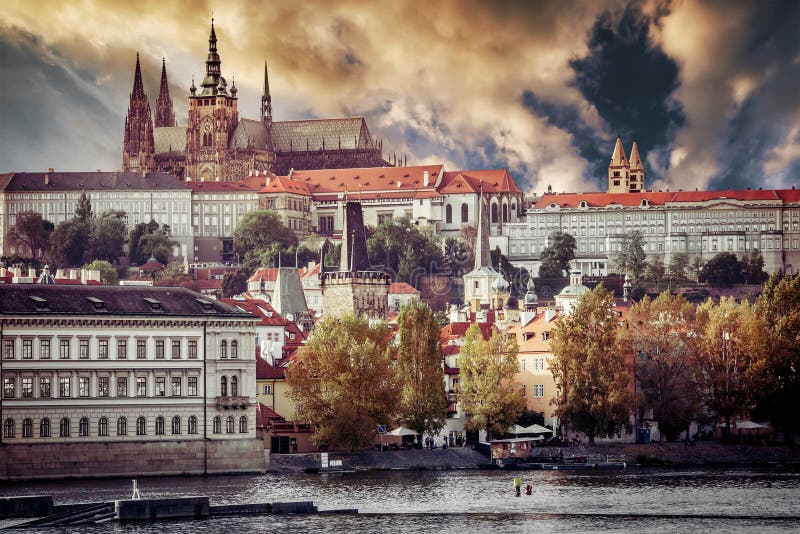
top-left (122, 20), bottom-right (389, 181)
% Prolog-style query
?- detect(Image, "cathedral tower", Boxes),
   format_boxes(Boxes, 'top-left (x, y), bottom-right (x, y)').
top-left (628, 141), bottom-right (645, 193)
top-left (155, 58), bottom-right (176, 127)
top-left (122, 53), bottom-right (155, 172)
top-left (261, 61), bottom-right (272, 127)
top-left (607, 136), bottom-right (629, 194)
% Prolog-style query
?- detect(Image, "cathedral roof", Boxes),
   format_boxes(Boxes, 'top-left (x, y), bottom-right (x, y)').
top-left (229, 119), bottom-right (269, 151)
top-left (271, 117), bottom-right (376, 152)
top-left (154, 126), bottom-right (187, 154)
top-left (2, 172), bottom-right (188, 192)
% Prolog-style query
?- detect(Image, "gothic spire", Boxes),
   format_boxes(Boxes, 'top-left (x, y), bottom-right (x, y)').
top-left (122, 53), bottom-right (154, 172)
top-left (131, 52), bottom-right (146, 100)
top-left (261, 60), bottom-right (273, 124)
top-left (474, 182), bottom-right (491, 270)
top-left (629, 141), bottom-right (643, 170)
top-left (610, 135), bottom-right (628, 167)
top-left (155, 58), bottom-right (176, 127)
top-left (202, 17), bottom-right (222, 94)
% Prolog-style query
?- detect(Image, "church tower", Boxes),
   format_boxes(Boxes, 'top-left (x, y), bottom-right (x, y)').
top-left (185, 19), bottom-right (240, 181)
top-left (261, 61), bottom-right (272, 127)
top-left (628, 141), bottom-right (645, 192)
top-left (155, 58), bottom-right (176, 127)
top-left (607, 136), bottom-right (629, 194)
top-left (122, 53), bottom-right (155, 172)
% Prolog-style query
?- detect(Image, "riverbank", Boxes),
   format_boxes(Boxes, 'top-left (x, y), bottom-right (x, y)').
top-left (268, 441), bottom-right (800, 473)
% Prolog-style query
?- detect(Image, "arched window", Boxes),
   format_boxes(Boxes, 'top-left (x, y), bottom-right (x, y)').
top-left (226, 416), bottom-right (235, 433)
top-left (461, 203), bottom-right (469, 223)
top-left (502, 203), bottom-right (508, 223)
top-left (137, 416), bottom-right (147, 436)
top-left (60, 417), bottom-right (70, 437)
top-left (40, 418), bottom-right (51, 438)
top-left (511, 200), bottom-right (517, 214)
top-left (445, 204), bottom-right (453, 224)
top-left (220, 376), bottom-right (228, 396)
top-left (117, 417), bottom-right (127, 436)
top-left (98, 417), bottom-right (108, 437)
top-left (220, 340), bottom-right (227, 359)
top-left (202, 131), bottom-right (212, 147)
top-left (188, 416), bottom-right (198, 434)
top-left (230, 340), bottom-right (238, 359)
top-left (22, 418), bottom-right (33, 438)
top-left (79, 417), bottom-right (89, 437)
top-left (3, 418), bottom-right (14, 438)
top-left (172, 416), bottom-right (181, 435)
top-left (155, 416), bottom-right (164, 435)
top-left (491, 203), bottom-right (499, 223)
top-left (213, 416), bottom-right (221, 434)
top-left (239, 416), bottom-right (247, 433)
top-left (230, 376), bottom-right (238, 397)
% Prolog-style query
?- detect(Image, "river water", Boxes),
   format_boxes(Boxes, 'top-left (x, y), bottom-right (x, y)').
top-left (2, 467), bottom-right (798, 533)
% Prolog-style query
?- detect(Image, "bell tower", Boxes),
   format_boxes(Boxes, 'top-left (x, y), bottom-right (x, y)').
top-left (607, 136), bottom-right (629, 194)
top-left (122, 53), bottom-right (155, 173)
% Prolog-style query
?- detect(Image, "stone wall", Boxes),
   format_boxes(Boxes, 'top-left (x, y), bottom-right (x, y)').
top-left (0, 439), bottom-right (265, 480)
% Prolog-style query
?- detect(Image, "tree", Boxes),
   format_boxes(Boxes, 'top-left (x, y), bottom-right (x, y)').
top-left (753, 274), bottom-right (800, 442)
top-left (233, 210), bottom-right (298, 270)
top-left (137, 227), bottom-right (178, 265)
top-left (396, 301), bottom-right (448, 439)
top-left (443, 237), bottom-right (471, 277)
top-left (75, 192), bottom-right (93, 221)
top-left (690, 256), bottom-right (704, 282)
top-left (550, 285), bottom-right (634, 444)
top-left (323, 241), bottom-right (341, 267)
top-left (367, 217), bottom-right (444, 279)
top-left (220, 267), bottom-right (250, 298)
top-left (128, 220), bottom-right (160, 265)
top-left (539, 231), bottom-right (576, 279)
top-left (83, 259), bottom-right (119, 285)
top-left (645, 257), bottom-right (665, 283)
top-left (397, 245), bottom-right (419, 285)
top-left (286, 314), bottom-right (400, 450)
top-left (740, 250), bottom-right (768, 285)
top-left (700, 252), bottom-right (741, 287)
top-left (613, 230), bottom-right (647, 283)
top-left (88, 210), bottom-right (127, 263)
top-left (692, 297), bottom-right (766, 441)
top-left (458, 323), bottom-right (525, 441)
top-left (50, 219), bottom-right (91, 267)
top-left (617, 292), bottom-right (699, 441)
top-left (668, 252), bottom-right (690, 283)
top-left (459, 224), bottom-right (477, 267)
top-left (8, 211), bottom-right (53, 258)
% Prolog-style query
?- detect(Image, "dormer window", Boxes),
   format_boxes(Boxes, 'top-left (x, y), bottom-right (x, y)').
top-left (29, 296), bottom-right (49, 310)
top-left (86, 296), bottom-right (106, 312)
top-left (641, 199), bottom-right (649, 207)
top-left (143, 297), bottom-right (163, 312)
top-left (579, 201), bottom-right (588, 208)
top-left (195, 298), bottom-right (215, 312)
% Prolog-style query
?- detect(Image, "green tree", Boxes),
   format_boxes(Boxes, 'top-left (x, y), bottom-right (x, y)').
top-left (539, 231), bottom-right (576, 279)
top-left (323, 241), bottom-right (341, 267)
top-left (367, 217), bottom-right (444, 278)
top-left (286, 314), bottom-right (400, 450)
top-left (550, 285), bottom-right (634, 444)
top-left (88, 210), bottom-right (127, 263)
top-left (8, 211), bottom-right (54, 258)
top-left (690, 256), bottom-right (704, 282)
top-left (740, 250), bottom-right (768, 285)
top-left (83, 259), bottom-right (119, 285)
top-left (668, 252), bottom-right (690, 282)
top-left (613, 230), bottom-right (647, 283)
top-left (128, 220), bottom-right (160, 265)
top-left (50, 219), bottom-right (91, 267)
top-left (233, 210), bottom-right (298, 270)
top-left (396, 301), bottom-right (448, 439)
top-left (458, 323), bottom-right (525, 441)
top-left (700, 252), bottom-right (741, 287)
top-left (137, 227), bottom-right (178, 265)
top-left (397, 245), bottom-right (419, 285)
top-left (75, 192), bottom-right (93, 221)
top-left (443, 237), bottom-right (471, 277)
top-left (645, 257), bottom-right (665, 283)
top-left (220, 267), bottom-right (250, 298)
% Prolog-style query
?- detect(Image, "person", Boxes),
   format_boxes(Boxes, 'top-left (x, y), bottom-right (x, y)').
top-left (514, 477), bottom-right (522, 497)
top-left (525, 484), bottom-right (532, 495)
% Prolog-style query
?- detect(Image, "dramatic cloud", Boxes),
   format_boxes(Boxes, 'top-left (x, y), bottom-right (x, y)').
top-left (1, 0), bottom-right (798, 193)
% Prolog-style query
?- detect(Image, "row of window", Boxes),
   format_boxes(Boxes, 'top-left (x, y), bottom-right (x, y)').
top-left (2, 415), bottom-right (247, 438)
top-left (3, 376), bottom-right (198, 399)
top-left (520, 384), bottom-right (546, 398)
top-left (3, 338), bottom-right (199, 361)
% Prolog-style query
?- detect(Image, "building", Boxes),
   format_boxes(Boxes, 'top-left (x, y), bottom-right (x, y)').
top-left (122, 20), bottom-right (389, 180)
top-left (387, 282), bottom-right (421, 312)
top-left (0, 285), bottom-right (264, 479)
top-left (607, 136), bottom-right (645, 194)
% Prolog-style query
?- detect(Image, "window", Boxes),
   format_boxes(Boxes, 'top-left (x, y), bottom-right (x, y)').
top-left (60, 417), bottom-right (71, 437)
top-left (231, 376), bottom-right (238, 396)
top-left (171, 377), bottom-right (181, 397)
top-left (117, 377), bottom-right (128, 397)
top-left (188, 340), bottom-right (198, 359)
top-left (59, 377), bottom-right (71, 398)
top-left (239, 416), bottom-right (247, 433)
top-left (155, 377), bottom-right (166, 397)
top-left (202, 131), bottom-right (212, 147)
top-left (137, 417), bottom-right (147, 436)
top-left (3, 418), bottom-right (14, 438)
top-left (3, 339), bottom-right (14, 359)
top-left (98, 417), bottom-right (108, 437)
top-left (22, 339), bottom-right (33, 359)
top-left (263, 384), bottom-right (273, 395)
top-left (521, 384), bottom-right (527, 397)
top-left (461, 203), bottom-right (469, 223)
top-left (79, 377), bottom-right (90, 397)
top-left (21, 377), bottom-right (33, 398)
top-left (220, 340), bottom-right (228, 359)
top-left (40, 418), bottom-right (51, 438)
top-left (220, 376), bottom-right (227, 396)
top-left (98, 339), bottom-right (109, 359)
top-left (79, 417), bottom-right (89, 437)
top-left (491, 203), bottom-right (498, 224)
top-left (188, 416), bottom-right (198, 434)
top-left (22, 418), bottom-right (32, 438)
top-left (445, 204), bottom-right (453, 224)
top-left (155, 340), bottom-right (165, 359)
top-left (231, 340), bottom-right (238, 359)
top-left (117, 339), bottom-right (127, 359)
top-left (40, 377), bottom-right (51, 398)
top-left (188, 377), bottom-right (198, 397)
top-left (226, 416), bottom-right (235, 433)
top-left (98, 377), bottom-right (109, 397)
top-left (213, 416), bottom-right (221, 434)
top-left (117, 417), bottom-right (127, 436)
top-left (172, 340), bottom-right (181, 359)
top-left (136, 377), bottom-right (147, 397)
top-left (3, 378), bottom-right (14, 398)
top-left (136, 339), bottom-right (146, 359)
top-left (503, 204), bottom-right (508, 223)
top-left (172, 416), bottom-right (181, 435)
top-left (40, 339), bottom-right (51, 359)
top-left (79, 339), bottom-right (90, 359)
top-left (533, 384), bottom-right (545, 398)
top-left (58, 338), bottom-right (71, 359)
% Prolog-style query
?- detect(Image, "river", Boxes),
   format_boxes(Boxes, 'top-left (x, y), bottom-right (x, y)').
top-left (2, 467), bottom-right (798, 533)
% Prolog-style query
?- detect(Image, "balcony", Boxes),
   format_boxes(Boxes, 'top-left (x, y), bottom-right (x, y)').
top-left (215, 396), bottom-right (250, 410)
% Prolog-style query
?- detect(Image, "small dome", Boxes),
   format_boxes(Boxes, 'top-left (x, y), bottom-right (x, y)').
top-left (189, 78), bottom-right (197, 95)
top-left (492, 275), bottom-right (510, 292)
top-left (230, 79), bottom-right (238, 96)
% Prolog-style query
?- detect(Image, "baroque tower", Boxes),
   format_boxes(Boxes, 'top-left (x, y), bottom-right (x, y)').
top-left (155, 58), bottom-right (176, 127)
top-left (122, 53), bottom-right (155, 172)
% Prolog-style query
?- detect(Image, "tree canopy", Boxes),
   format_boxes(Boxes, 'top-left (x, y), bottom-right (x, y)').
top-left (367, 217), bottom-right (444, 285)
top-left (50, 219), bottom-right (91, 267)
top-left (538, 231), bottom-right (576, 279)
top-left (129, 220), bottom-right (177, 265)
top-left (88, 210), bottom-right (127, 263)
top-left (8, 211), bottom-right (53, 259)
top-left (613, 230), bottom-right (647, 283)
top-left (232, 210), bottom-right (298, 270)
top-left (83, 259), bottom-right (119, 285)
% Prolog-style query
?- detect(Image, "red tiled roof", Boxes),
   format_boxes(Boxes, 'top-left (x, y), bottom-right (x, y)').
top-left (219, 298), bottom-right (290, 327)
top-left (300, 263), bottom-right (321, 278)
top-left (440, 321), bottom-right (494, 344)
top-left (389, 282), bottom-right (420, 295)
top-left (438, 169), bottom-right (522, 194)
top-left (260, 175), bottom-right (311, 196)
top-left (248, 268), bottom-right (279, 283)
top-left (256, 355), bottom-right (286, 379)
top-left (255, 402), bottom-right (285, 429)
top-left (194, 279), bottom-right (222, 290)
top-left (534, 188), bottom-right (796, 209)
top-left (287, 165), bottom-right (444, 196)
top-left (777, 189), bottom-right (800, 202)
top-left (187, 175), bottom-right (264, 192)
top-left (671, 189), bottom-right (779, 202)
top-left (442, 344), bottom-right (461, 356)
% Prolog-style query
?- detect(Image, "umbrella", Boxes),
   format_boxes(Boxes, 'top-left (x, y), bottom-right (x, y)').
top-left (737, 421), bottom-right (767, 430)
top-left (388, 426), bottom-right (418, 437)
top-left (521, 424), bottom-right (553, 435)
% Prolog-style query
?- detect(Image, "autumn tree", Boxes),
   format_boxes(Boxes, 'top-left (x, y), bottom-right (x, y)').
top-left (550, 285), bottom-right (633, 444)
top-left (286, 314), bottom-right (400, 450)
top-left (538, 231), bottom-right (576, 279)
top-left (618, 292), bottom-right (699, 441)
top-left (396, 301), bottom-right (448, 439)
top-left (613, 230), bottom-right (647, 283)
top-left (458, 323), bottom-right (525, 441)
top-left (8, 211), bottom-right (54, 258)
top-left (692, 297), bottom-right (766, 441)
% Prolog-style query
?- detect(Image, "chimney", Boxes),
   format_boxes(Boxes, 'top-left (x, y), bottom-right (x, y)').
top-left (45, 171), bottom-right (51, 185)
top-left (55, 268), bottom-right (65, 279)
top-left (423, 170), bottom-right (430, 187)
top-left (266, 176), bottom-right (272, 186)
top-left (28, 268), bottom-right (36, 278)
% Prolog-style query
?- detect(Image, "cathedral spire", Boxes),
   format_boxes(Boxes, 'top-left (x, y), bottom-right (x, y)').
top-left (131, 52), bottom-right (146, 100)
top-left (609, 135), bottom-right (628, 167)
top-left (474, 182), bottom-right (491, 270)
top-left (155, 58), bottom-right (176, 127)
top-left (122, 53), bottom-right (154, 172)
top-left (629, 141), bottom-right (642, 170)
top-left (261, 60), bottom-right (273, 124)
top-left (202, 17), bottom-right (222, 94)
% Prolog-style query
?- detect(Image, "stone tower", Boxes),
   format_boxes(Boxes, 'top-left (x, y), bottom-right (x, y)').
top-left (628, 141), bottom-right (645, 193)
top-left (607, 136), bottom-right (629, 194)
top-left (122, 53), bottom-right (155, 172)
top-left (184, 19), bottom-right (240, 181)
top-left (463, 185), bottom-right (503, 310)
top-left (155, 58), bottom-right (176, 128)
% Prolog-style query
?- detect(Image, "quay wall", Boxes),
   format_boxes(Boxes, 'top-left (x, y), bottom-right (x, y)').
top-left (0, 439), bottom-right (265, 481)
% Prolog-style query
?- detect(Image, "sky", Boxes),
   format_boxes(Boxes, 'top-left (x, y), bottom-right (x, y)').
top-left (1, 0), bottom-right (798, 195)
